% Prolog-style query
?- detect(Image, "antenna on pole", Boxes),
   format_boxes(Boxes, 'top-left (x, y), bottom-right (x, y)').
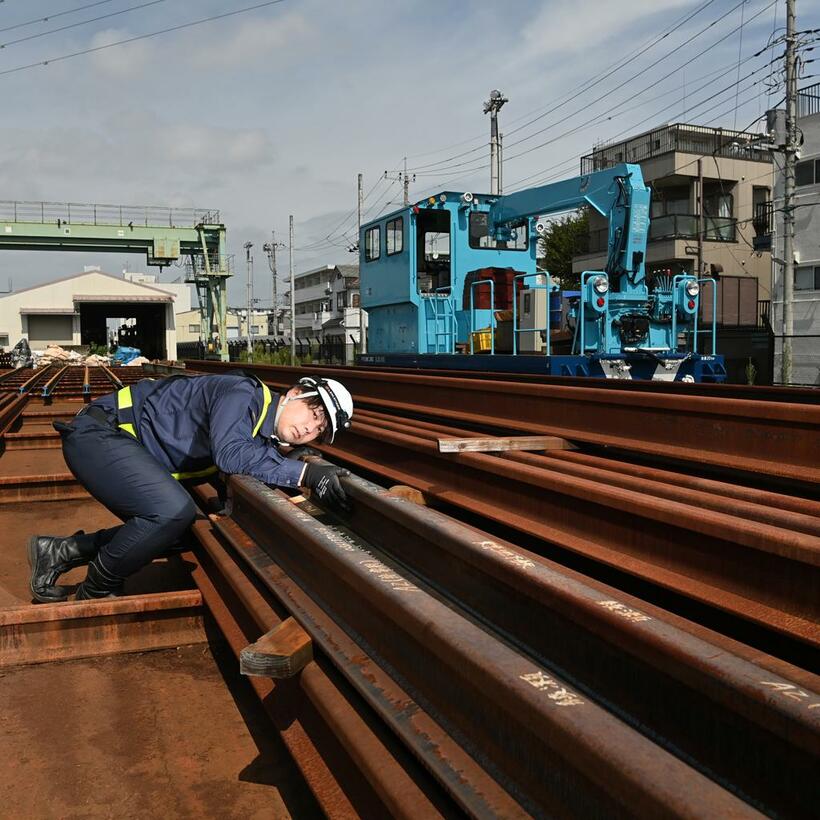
top-left (484, 89), bottom-right (508, 196)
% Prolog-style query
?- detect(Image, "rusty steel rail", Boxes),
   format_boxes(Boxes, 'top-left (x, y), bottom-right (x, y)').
top-left (0, 392), bottom-right (28, 438)
top-left (338, 472), bottom-right (820, 818)
top-left (0, 590), bottom-right (204, 667)
top-left (184, 361), bottom-right (820, 487)
top-left (318, 413), bottom-right (820, 659)
top-left (222, 474), bottom-right (761, 818)
top-left (40, 365), bottom-right (70, 399)
top-left (183, 360), bottom-right (820, 404)
top-left (16, 366), bottom-right (55, 395)
top-left (186, 505), bottom-right (473, 819)
top-left (100, 364), bottom-right (123, 389)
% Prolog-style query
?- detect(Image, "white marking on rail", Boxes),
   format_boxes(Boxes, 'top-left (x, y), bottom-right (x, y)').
top-left (597, 600), bottom-right (652, 622)
top-left (474, 540), bottom-right (535, 571)
top-left (359, 558), bottom-right (420, 592)
top-left (760, 681), bottom-right (820, 710)
top-left (519, 671), bottom-right (584, 706)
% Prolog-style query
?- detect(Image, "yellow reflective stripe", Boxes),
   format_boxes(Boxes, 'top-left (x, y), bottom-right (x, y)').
top-left (252, 382), bottom-right (272, 438)
top-left (116, 386), bottom-right (138, 438)
top-left (171, 465), bottom-right (218, 481)
top-left (117, 385), bottom-right (133, 409)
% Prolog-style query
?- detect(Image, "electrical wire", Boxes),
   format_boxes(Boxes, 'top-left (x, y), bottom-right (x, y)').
top-left (0, 0), bottom-right (288, 79)
top-left (0, 1), bottom-right (115, 35)
top-left (0, 0), bottom-right (170, 50)
top-left (409, 0), bottom-right (779, 179)
top-left (407, 0), bottom-right (754, 173)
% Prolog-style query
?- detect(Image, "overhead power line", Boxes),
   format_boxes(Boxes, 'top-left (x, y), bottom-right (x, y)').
top-left (403, 0), bottom-right (721, 169)
top-left (0, 0), bottom-right (288, 79)
top-left (0, 1), bottom-right (115, 35)
top-left (0, 0), bottom-right (170, 50)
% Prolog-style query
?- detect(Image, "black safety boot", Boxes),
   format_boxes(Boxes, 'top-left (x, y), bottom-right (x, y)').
top-left (75, 555), bottom-right (125, 600)
top-left (28, 531), bottom-right (96, 604)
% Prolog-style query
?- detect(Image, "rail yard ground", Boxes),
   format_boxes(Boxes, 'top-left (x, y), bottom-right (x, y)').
top-left (0, 362), bottom-right (817, 818)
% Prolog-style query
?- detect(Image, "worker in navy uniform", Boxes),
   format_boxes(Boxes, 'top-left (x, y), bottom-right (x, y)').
top-left (27, 373), bottom-right (353, 602)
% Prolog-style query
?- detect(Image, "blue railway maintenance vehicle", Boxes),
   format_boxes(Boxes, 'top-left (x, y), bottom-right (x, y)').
top-left (358, 163), bottom-right (726, 382)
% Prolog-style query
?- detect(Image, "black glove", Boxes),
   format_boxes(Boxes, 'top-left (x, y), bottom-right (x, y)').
top-left (286, 445), bottom-right (322, 461)
top-left (301, 464), bottom-right (351, 511)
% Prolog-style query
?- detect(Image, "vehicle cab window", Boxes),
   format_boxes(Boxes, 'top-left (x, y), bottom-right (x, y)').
top-left (469, 211), bottom-right (528, 250)
top-left (365, 225), bottom-right (380, 261)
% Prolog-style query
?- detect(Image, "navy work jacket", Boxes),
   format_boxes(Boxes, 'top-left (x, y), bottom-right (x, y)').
top-left (91, 373), bottom-right (304, 488)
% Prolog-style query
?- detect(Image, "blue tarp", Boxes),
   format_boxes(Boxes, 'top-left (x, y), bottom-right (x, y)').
top-left (111, 346), bottom-right (141, 365)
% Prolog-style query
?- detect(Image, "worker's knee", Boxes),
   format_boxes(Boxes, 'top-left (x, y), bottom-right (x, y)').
top-left (155, 493), bottom-right (197, 535)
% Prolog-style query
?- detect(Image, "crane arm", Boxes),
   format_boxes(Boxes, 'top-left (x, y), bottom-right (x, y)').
top-left (488, 163), bottom-right (651, 287)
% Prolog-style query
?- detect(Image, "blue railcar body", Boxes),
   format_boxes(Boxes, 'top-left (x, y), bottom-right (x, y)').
top-left (359, 164), bottom-right (725, 382)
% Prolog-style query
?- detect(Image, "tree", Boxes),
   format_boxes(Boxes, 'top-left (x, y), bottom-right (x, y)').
top-left (538, 209), bottom-right (589, 289)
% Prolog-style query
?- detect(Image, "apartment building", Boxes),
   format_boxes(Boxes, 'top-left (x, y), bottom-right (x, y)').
top-left (760, 82), bottom-right (820, 385)
top-left (293, 264), bottom-right (364, 362)
top-left (573, 123), bottom-right (773, 301)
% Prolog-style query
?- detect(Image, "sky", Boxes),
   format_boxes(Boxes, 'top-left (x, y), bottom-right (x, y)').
top-left (0, 0), bottom-right (816, 307)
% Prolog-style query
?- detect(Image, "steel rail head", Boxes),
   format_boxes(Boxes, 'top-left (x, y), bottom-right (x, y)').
top-left (225, 474), bottom-right (760, 819)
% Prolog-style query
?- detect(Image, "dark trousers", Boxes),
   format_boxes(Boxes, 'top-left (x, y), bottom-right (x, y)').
top-left (57, 411), bottom-right (197, 578)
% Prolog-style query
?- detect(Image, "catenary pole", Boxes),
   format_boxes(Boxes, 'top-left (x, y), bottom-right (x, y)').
top-left (289, 215), bottom-right (296, 366)
top-left (244, 241), bottom-right (253, 362)
top-left (357, 173), bottom-right (366, 355)
top-left (782, 0), bottom-right (797, 384)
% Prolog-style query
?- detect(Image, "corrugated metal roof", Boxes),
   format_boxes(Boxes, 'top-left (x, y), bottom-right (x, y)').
top-left (73, 294), bottom-right (172, 303)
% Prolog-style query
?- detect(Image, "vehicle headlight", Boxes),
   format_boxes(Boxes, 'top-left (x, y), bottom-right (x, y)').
top-left (685, 279), bottom-right (700, 297)
top-left (592, 275), bottom-right (609, 294)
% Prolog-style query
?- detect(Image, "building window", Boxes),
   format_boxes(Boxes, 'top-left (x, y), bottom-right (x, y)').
top-left (188, 324), bottom-right (199, 332)
top-left (0, 335), bottom-right (8, 347)
top-left (337, 292), bottom-right (347, 310)
top-left (468, 212), bottom-right (528, 250)
top-left (351, 292), bottom-right (360, 308)
top-left (365, 225), bottom-right (380, 261)
top-left (386, 217), bottom-right (404, 255)
top-left (795, 160), bottom-right (815, 186)
top-left (795, 265), bottom-right (820, 291)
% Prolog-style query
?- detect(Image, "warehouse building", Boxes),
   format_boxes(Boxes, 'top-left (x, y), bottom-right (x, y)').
top-left (0, 269), bottom-right (187, 360)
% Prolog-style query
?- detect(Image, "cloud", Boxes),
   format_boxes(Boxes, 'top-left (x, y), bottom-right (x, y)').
top-left (185, 12), bottom-right (312, 69)
top-left (88, 27), bottom-right (157, 77)
top-left (519, 0), bottom-right (696, 61)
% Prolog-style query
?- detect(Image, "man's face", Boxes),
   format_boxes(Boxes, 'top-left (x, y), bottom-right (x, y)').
top-left (275, 387), bottom-right (328, 445)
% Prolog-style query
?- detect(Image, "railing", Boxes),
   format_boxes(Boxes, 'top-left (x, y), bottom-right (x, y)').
top-left (649, 214), bottom-right (736, 242)
top-left (798, 82), bottom-right (820, 118)
top-left (0, 200), bottom-right (219, 228)
top-left (185, 253), bottom-right (235, 278)
top-left (582, 214), bottom-right (737, 255)
top-left (581, 123), bottom-right (771, 173)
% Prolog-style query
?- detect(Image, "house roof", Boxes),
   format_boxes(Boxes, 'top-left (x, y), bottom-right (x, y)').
top-left (0, 270), bottom-right (180, 300)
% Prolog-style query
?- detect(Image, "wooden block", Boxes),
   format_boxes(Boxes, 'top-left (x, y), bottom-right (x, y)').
top-left (240, 617), bottom-right (313, 679)
top-left (388, 485), bottom-right (428, 506)
top-left (437, 436), bottom-right (576, 453)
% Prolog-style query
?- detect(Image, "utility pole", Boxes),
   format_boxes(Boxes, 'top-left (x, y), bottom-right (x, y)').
top-left (782, 0), bottom-right (797, 385)
top-left (484, 89), bottom-right (508, 196)
top-left (697, 159), bottom-right (704, 281)
top-left (289, 215), bottom-right (296, 366)
top-left (263, 231), bottom-right (286, 336)
top-left (357, 173), bottom-right (366, 355)
top-left (384, 160), bottom-right (415, 207)
top-left (244, 241), bottom-right (253, 362)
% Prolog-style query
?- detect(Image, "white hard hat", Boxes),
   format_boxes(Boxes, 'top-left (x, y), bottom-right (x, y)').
top-left (297, 376), bottom-right (353, 444)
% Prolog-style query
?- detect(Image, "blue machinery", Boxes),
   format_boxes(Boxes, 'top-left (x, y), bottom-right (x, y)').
top-left (358, 164), bottom-right (725, 381)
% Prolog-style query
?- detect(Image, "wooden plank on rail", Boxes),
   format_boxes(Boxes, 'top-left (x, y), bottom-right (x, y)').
top-left (437, 435), bottom-right (575, 453)
top-left (240, 616), bottom-right (313, 679)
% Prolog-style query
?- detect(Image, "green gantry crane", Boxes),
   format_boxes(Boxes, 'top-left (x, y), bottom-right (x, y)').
top-left (0, 200), bottom-right (232, 361)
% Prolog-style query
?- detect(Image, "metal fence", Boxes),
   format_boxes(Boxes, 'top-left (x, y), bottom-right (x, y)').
top-left (0, 200), bottom-right (219, 228)
top-left (773, 335), bottom-right (820, 386)
top-left (798, 82), bottom-right (820, 118)
top-left (581, 124), bottom-right (771, 174)
top-left (177, 335), bottom-right (360, 366)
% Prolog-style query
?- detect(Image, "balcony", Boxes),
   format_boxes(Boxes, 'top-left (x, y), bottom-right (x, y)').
top-left (752, 201), bottom-right (773, 252)
top-left (581, 123), bottom-right (771, 174)
top-left (584, 214), bottom-right (737, 254)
